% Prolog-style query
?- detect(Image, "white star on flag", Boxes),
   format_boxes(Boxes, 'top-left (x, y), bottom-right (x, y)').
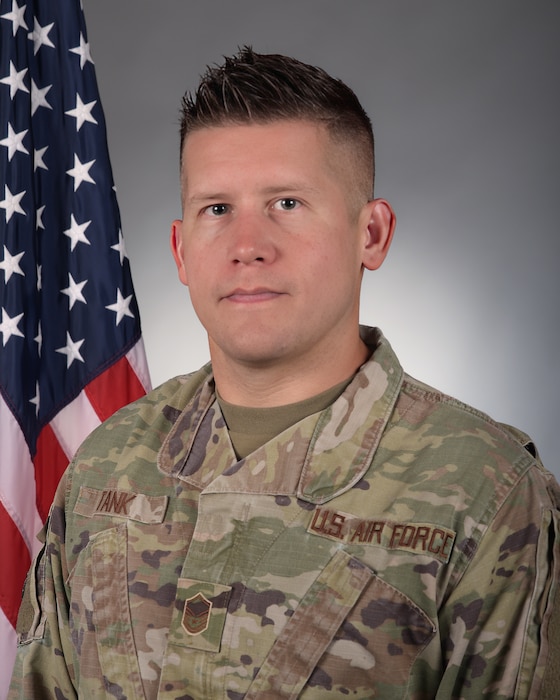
top-left (35, 204), bottom-right (46, 229)
top-left (29, 382), bottom-right (40, 416)
top-left (63, 214), bottom-right (91, 250)
top-left (65, 94), bottom-right (98, 131)
top-left (0, 184), bottom-right (26, 222)
top-left (34, 321), bottom-right (42, 355)
top-left (0, 123), bottom-right (29, 160)
top-left (0, 307), bottom-right (24, 346)
top-left (0, 245), bottom-right (25, 282)
top-left (34, 146), bottom-right (48, 171)
top-left (0, 60), bottom-right (29, 98)
top-left (0, 0), bottom-right (28, 36)
top-left (111, 230), bottom-right (128, 265)
top-left (61, 273), bottom-right (87, 309)
top-left (69, 33), bottom-right (94, 69)
top-left (106, 289), bottom-right (135, 325)
top-left (31, 79), bottom-right (52, 115)
top-left (66, 153), bottom-right (95, 191)
top-left (56, 331), bottom-right (85, 368)
top-left (28, 18), bottom-right (55, 55)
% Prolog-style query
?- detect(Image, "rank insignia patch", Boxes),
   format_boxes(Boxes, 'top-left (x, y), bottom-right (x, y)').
top-left (182, 592), bottom-right (212, 636)
top-left (171, 578), bottom-right (232, 651)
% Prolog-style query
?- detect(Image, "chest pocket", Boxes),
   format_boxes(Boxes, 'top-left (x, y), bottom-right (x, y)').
top-left (245, 548), bottom-right (436, 699)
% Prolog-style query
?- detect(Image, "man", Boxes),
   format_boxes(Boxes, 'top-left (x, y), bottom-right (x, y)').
top-left (10, 47), bottom-right (559, 699)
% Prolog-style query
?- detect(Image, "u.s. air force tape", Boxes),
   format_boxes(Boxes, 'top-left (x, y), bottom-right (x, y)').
top-left (308, 506), bottom-right (456, 563)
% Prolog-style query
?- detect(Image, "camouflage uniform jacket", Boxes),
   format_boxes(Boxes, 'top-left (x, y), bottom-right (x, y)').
top-left (10, 327), bottom-right (560, 699)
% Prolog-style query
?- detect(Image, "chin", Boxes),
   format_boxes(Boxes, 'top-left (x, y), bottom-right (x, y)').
top-left (217, 337), bottom-right (290, 367)
top-left (234, 349), bottom-right (286, 368)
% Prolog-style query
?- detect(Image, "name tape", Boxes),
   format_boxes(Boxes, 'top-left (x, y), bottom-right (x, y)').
top-left (74, 486), bottom-right (168, 524)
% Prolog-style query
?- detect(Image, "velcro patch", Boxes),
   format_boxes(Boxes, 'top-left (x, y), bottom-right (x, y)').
top-left (308, 507), bottom-right (455, 563)
top-left (182, 592), bottom-right (212, 636)
top-left (169, 579), bottom-right (232, 652)
top-left (74, 486), bottom-right (168, 524)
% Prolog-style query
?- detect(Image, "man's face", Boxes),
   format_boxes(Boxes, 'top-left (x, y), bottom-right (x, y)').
top-left (171, 120), bottom-right (385, 374)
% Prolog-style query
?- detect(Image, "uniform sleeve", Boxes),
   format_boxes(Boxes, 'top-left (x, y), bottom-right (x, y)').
top-left (8, 472), bottom-right (78, 699)
top-left (435, 464), bottom-right (560, 699)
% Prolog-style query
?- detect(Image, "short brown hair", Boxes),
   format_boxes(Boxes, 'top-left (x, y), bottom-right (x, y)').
top-left (180, 47), bottom-right (375, 201)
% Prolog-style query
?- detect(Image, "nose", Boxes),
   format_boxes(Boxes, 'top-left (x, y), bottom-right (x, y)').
top-left (229, 213), bottom-right (277, 265)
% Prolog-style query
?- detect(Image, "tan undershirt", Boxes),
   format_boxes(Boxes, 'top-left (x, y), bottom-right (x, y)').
top-left (217, 376), bottom-right (353, 460)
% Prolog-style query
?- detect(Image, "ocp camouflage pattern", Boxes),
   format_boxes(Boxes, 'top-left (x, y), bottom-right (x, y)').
top-left (9, 327), bottom-right (560, 698)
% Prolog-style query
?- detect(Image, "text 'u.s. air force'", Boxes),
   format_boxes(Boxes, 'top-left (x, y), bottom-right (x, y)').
top-left (308, 507), bottom-right (455, 563)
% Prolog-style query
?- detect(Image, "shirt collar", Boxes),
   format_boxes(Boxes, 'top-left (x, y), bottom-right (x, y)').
top-left (158, 327), bottom-right (403, 503)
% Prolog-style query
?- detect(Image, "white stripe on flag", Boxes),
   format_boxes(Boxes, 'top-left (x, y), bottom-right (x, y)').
top-left (0, 394), bottom-right (43, 555)
top-left (127, 339), bottom-right (152, 393)
top-left (49, 390), bottom-right (102, 460)
top-left (0, 607), bottom-right (16, 700)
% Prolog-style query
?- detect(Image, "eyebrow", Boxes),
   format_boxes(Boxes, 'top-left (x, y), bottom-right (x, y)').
top-left (186, 183), bottom-right (320, 205)
top-left (261, 184), bottom-right (320, 197)
top-left (186, 192), bottom-right (229, 206)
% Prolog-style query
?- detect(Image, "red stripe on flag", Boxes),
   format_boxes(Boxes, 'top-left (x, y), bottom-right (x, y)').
top-left (0, 501), bottom-right (31, 629)
top-left (34, 424), bottom-right (70, 523)
top-left (85, 357), bottom-right (146, 422)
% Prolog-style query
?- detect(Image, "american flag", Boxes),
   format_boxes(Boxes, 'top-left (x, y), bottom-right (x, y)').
top-left (0, 0), bottom-right (151, 691)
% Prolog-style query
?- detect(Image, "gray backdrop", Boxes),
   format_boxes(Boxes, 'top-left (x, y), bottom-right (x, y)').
top-left (83, 1), bottom-right (559, 477)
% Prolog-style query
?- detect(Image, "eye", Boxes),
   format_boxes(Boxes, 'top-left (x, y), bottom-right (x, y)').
top-left (273, 198), bottom-right (300, 211)
top-left (204, 203), bottom-right (229, 217)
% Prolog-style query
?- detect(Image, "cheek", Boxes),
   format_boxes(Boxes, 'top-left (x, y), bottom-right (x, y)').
top-left (184, 280), bottom-right (213, 327)
top-left (183, 265), bottom-right (208, 298)
top-left (307, 234), bottom-right (359, 277)
top-left (180, 242), bottom-right (209, 280)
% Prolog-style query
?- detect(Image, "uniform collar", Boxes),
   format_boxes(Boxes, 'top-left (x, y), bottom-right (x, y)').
top-left (158, 327), bottom-right (403, 504)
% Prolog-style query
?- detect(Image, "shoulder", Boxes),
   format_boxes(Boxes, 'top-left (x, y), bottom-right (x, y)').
top-left (89, 364), bottom-right (209, 436)
top-left (398, 372), bottom-right (539, 461)
top-left (390, 372), bottom-right (558, 512)
top-left (66, 364), bottom-right (212, 485)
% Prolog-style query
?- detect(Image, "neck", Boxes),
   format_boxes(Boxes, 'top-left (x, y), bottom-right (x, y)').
top-left (210, 335), bottom-right (370, 407)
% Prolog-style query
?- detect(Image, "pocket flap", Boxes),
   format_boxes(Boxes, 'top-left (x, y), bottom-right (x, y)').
top-left (246, 548), bottom-right (373, 699)
top-left (168, 578), bottom-right (233, 653)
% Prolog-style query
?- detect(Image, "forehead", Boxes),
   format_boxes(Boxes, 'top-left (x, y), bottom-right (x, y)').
top-left (180, 120), bottom-right (346, 190)
top-left (183, 119), bottom-right (336, 161)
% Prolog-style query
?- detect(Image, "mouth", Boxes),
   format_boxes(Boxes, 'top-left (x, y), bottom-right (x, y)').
top-left (223, 288), bottom-right (283, 304)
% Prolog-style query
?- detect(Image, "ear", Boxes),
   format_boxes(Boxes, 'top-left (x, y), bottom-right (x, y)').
top-left (170, 219), bottom-right (189, 286)
top-left (360, 198), bottom-right (396, 271)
